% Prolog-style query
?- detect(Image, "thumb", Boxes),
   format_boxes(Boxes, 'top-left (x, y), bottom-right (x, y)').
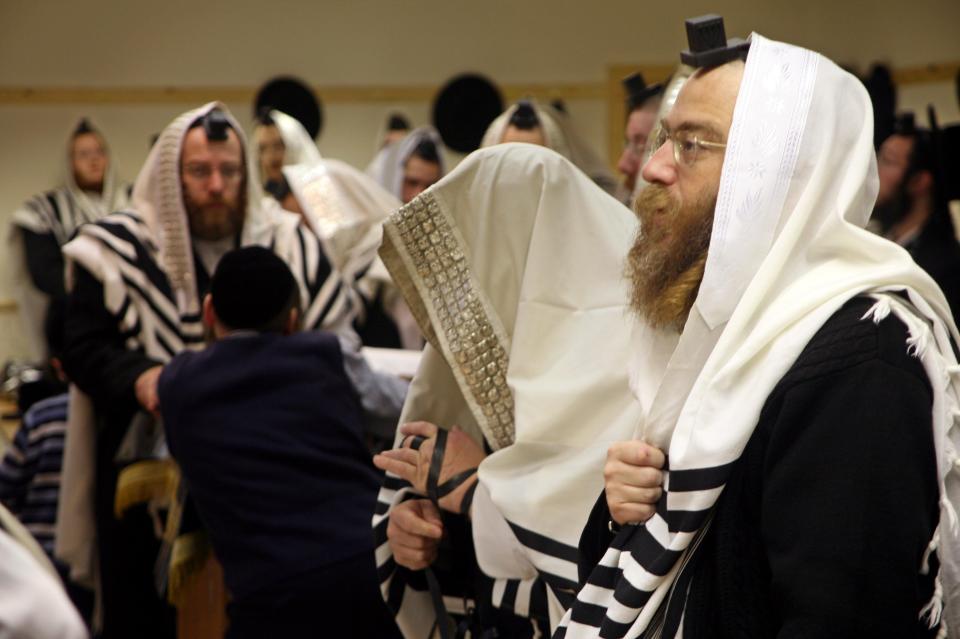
top-left (418, 499), bottom-right (443, 527)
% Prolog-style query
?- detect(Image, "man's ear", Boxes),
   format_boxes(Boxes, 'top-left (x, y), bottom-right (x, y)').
top-left (202, 294), bottom-right (216, 330)
top-left (908, 169), bottom-right (934, 198)
top-left (283, 307), bottom-right (300, 336)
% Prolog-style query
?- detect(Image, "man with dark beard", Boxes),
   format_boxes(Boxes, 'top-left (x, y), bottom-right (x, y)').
top-left (57, 103), bottom-right (355, 639)
top-left (564, 16), bottom-right (959, 639)
top-left (871, 114), bottom-right (960, 320)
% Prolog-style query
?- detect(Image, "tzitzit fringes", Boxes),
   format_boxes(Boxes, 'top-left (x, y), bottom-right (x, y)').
top-left (920, 570), bottom-right (945, 630)
top-left (862, 296), bottom-right (892, 324)
top-left (922, 526), bottom-right (941, 575)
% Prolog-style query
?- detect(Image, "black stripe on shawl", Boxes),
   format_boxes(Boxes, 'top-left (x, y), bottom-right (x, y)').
top-left (528, 579), bottom-right (550, 620)
top-left (119, 274), bottom-right (180, 339)
top-left (537, 569), bottom-right (579, 596)
top-left (44, 192), bottom-right (64, 228)
top-left (97, 221), bottom-right (175, 300)
top-left (567, 600), bottom-right (609, 628)
top-left (506, 520), bottom-right (579, 564)
top-left (499, 579), bottom-right (520, 613)
top-left (153, 329), bottom-right (178, 361)
top-left (666, 461), bottom-right (737, 492)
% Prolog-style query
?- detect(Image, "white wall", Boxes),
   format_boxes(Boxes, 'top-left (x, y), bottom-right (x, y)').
top-left (0, 0), bottom-right (957, 361)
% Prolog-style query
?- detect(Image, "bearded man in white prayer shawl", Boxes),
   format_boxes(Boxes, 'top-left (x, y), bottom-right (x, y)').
top-left (369, 139), bottom-right (642, 637)
top-left (55, 102), bottom-right (354, 639)
top-left (563, 15), bottom-right (960, 639)
top-left (9, 118), bottom-right (131, 360)
top-left (482, 99), bottom-right (620, 199)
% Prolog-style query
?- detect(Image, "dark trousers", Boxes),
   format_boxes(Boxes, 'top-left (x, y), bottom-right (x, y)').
top-left (95, 467), bottom-right (176, 639)
top-left (225, 551), bottom-right (401, 639)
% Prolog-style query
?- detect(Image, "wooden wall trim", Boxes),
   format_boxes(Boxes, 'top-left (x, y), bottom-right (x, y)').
top-left (0, 83), bottom-right (608, 106)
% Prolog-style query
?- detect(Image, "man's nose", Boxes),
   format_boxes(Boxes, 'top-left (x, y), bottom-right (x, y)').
top-left (618, 148), bottom-right (638, 177)
top-left (207, 169), bottom-right (225, 192)
top-left (640, 142), bottom-right (677, 186)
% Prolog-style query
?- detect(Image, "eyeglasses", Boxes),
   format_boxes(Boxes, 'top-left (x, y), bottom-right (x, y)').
top-left (651, 126), bottom-right (726, 167)
top-left (182, 163), bottom-right (244, 183)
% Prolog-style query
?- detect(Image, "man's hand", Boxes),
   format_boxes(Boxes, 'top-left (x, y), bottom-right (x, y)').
top-left (134, 365), bottom-right (163, 415)
top-left (388, 499), bottom-right (443, 570)
top-left (373, 421), bottom-right (485, 513)
top-left (604, 441), bottom-right (665, 526)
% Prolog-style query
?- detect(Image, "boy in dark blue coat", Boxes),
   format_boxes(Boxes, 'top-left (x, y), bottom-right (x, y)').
top-left (159, 246), bottom-right (399, 638)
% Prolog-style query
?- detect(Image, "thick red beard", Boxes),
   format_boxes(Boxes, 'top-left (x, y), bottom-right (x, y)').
top-left (184, 188), bottom-right (246, 241)
top-left (627, 184), bottom-right (716, 331)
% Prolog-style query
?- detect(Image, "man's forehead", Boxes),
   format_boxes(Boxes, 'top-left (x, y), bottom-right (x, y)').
top-left (182, 126), bottom-right (243, 159)
top-left (664, 62), bottom-right (744, 139)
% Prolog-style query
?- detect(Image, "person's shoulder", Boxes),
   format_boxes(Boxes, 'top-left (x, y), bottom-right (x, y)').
top-left (775, 295), bottom-right (928, 393)
top-left (158, 349), bottom-right (204, 393)
top-left (21, 393), bottom-right (70, 431)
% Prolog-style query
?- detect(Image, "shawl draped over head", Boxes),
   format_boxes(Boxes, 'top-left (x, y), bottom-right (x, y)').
top-left (366, 126), bottom-right (447, 203)
top-left (481, 100), bottom-right (619, 198)
top-left (373, 142), bottom-right (642, 634)
top-left (560, 33), bottom-right (960, 638)
top-left (269, 109), bottom-right (399, 288)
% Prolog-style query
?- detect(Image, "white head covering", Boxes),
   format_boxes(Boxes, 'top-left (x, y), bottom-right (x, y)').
top-left (265, 109), bottom-right (399, 282)
top-left (561, 33), bottom-right (960, 638)
top-left (482, 100), bottom-right (620, 197)
top-left (481, 100), bottom-right (571, 160)
top-left (129, 101), bottom-right (298, 313)
top-left (366, 126), bottom-right (446, 202)
top-left (374, 143), bottom-right (641, 632)
top-left (269, 109), bottom-right (323, 166)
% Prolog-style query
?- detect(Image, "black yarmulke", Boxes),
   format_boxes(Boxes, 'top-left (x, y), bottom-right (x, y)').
top-left (387, 113), bottom-right (411, 131)
top-left (210, 246), bottom-right (297, 330)
top-left (254, 76), bottom-right (324, 140)
top-left (432, 73), bottom-right (504, 153)
top-left (622, 72), bottom-right (664, 112)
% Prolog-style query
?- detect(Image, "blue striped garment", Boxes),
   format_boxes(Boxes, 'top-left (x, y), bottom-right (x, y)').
top-left (0, 393), bottom-right (68, 557)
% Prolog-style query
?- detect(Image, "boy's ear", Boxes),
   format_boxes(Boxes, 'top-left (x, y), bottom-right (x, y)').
top-left (202, 294), bottom-right (216, 330)
top-left (284, 307), bottom-right (300, 336)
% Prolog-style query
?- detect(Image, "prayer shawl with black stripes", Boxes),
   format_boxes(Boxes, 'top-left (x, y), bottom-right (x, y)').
top-left (373, 143), bottom-right (644, 635)
top-left (8, 119), bottom-right (130, 360)
top-left (55, 101), bottom-right (352, 590)
top-left (558, 34), bottom-right (960, 638)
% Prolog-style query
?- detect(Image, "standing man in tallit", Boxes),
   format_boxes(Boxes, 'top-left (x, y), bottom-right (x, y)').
top-left (566, 17), bottom-right (960, 639)
top-left (372, 15), bottom-right (960, 639)
top-left (9, 119), bottom-right (130, 360)
top-left (57, 103), bottom-right (353, 638)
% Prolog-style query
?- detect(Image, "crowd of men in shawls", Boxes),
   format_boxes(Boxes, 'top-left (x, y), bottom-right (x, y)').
top-left (2, 13), bottom-right (960, 639)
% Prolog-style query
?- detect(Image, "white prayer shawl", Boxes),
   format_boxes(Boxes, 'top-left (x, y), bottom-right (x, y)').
top-left (559, 34), bottom-right (960, 638)
top-left (481, 100), bottom-right (619, 198)
top-left (55, 101), bottom-right (352, 589)
top-left (373, 143), bottom-right (643, 635)
top-left (269, 109), bottom-right (398, 286)
top-left (8, 120), bottom-right (131, 360)
top-left (0, 503), bottom-right (88, 639)
top-left (366, 126), bottom-right (447, 202)
top-left (547, 105), bottom-right (620, 198)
